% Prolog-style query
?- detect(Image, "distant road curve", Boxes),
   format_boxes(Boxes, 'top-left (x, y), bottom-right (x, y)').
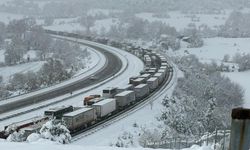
top-left (0, 36), bottom-right (123, 114)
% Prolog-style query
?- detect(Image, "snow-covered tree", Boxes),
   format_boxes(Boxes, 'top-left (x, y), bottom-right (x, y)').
top-left (223, 54), bottom-right (230, 62)
top-left (0, 22), bottom-right (6, 46)
top-left (38, 58), bottom-right (71, 86)
top-left (9, 73), bottom-right (27, 90)
top-left (44, 17), bottom-right (54, 26)
top-left (4, 37), bottom-right (26, 65)
top-left (25, 71), bottom-right (39, 91)
top-left (232, 53), bottom-right (250, 71)
top-left (138, 127), bottom-right (163, 147)
top-left (40, 120), bottom-right (71, 144)
top-left (126, 17), bottom-right (147, 39)
top-left (162, 55), bottom-right (244, 137)
top-left (7, 19), bottom-right (27, 38)
top-left (79, 15), bottom-right (96, 35)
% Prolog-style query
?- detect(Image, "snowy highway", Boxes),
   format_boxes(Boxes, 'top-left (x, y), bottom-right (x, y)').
top-left (0, 36), bottom-right (144, 129)
top-left (0, 36), bottom-right (125, 114)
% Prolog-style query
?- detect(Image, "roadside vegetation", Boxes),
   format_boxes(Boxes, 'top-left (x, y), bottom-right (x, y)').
top-left (0, 19), bottom-right (90, 99)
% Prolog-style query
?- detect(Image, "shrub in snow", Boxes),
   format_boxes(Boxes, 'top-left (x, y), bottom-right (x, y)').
top-left (39, 120), bottom-right (71, 144)
top-left (0, 86), bottom-right (10, 99)
top-left (6, 131), bottom-right (25, 142)
top-left (5, 124), bottom-right (18, 134)
top-left (112, 132), bottom-right (135, 148)
top-left (26, 133), bottom-right (41, 143)
top-left (133, 122), bottom-right (138, 128)
top-left (232, 53), bottom-right (250, 71)
top-left (138, 128), bottom-right (162, 147)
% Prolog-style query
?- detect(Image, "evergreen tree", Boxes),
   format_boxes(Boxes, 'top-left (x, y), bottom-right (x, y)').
top-left (40, 120), bottom-right (71, 144)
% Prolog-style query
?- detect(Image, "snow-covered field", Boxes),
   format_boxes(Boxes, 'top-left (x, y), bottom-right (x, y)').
top-left (44, 10), bottom-right (229, 34)
top-left (175, 38), bottom-right (250, 63)
top-left (136, 11), bottom-right (230, 31)
top-left (0, 12), bottom-right (23, 24)
top-left (0, 61), bottom-right (45, 83)
top-left (44, 18), bottom-right (119, 34)
top-left (0, 0), bottom-right (12, 5)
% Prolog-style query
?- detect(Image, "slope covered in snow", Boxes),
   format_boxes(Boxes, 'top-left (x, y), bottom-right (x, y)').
top-left (175, 38), bottom-right (250, 63)
top-left (223, 71), bottom-right (250, 107)
top-left (171, 37), bottom-right (250, 106)
top-left (0, 61), bottom-right (45, 83)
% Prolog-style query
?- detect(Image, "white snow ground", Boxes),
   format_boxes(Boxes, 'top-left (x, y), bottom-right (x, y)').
top-left (175, 38), bottom-right (250, 63)
top-left (136, 11), bottom-right (230, 31)
top-left (0, 12), bottom-right (24, 24)
top-left (44, 18), bottom-right (119, 35)
top-left (0, 50), bottom-right (43, 83)
top-left (0, 61), bottom-right (45, 83)
top-left (0, 141), bottom-right (213, 150)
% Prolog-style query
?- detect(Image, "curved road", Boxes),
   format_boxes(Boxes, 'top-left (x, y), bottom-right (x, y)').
top-left (0, 41), bottom-right (122, 114)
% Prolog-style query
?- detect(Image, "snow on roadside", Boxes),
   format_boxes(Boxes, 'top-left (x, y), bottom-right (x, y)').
top-left (223, 71), bottom-right (250, 107)
top-left (72, 46), bottom-right (98, 77)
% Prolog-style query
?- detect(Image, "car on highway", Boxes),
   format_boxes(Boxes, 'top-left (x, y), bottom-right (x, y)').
top-left (90, 75), bottom-right (98, 80)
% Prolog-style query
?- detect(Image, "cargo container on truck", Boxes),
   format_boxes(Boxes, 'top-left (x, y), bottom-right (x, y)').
top-left (134, 84), bottom-right (150, 100)
top-left (92, 98), bottom-right (116, 118)
top-left (117, 84), bottom-right (134, 93)
top-left (115, 90), bottom-right (135, 109)
top-left (63, 107), bottom-right (96, 132)
top-left (147, 77), bottom-right (159, 91)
